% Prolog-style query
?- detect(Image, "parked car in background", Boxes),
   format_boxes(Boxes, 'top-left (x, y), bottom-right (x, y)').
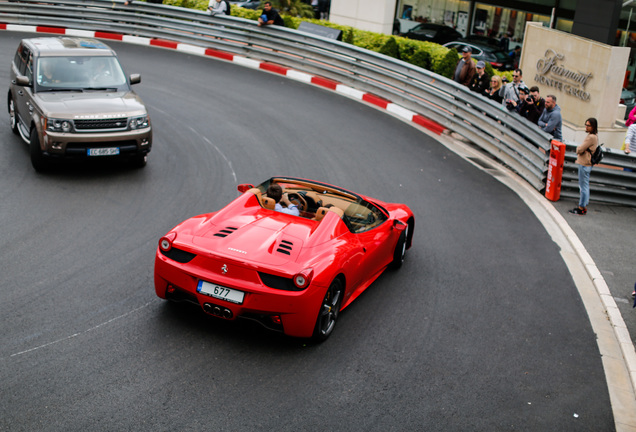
top-left (621, 88), bottom-right (636, 120)
top-left (463, 34), bottom-right (501, 47)
top-left (400, 23), bottom-right (462, 45)
top-left (443, 40), bottom-right (514, 71)
top-left (229, 0), bottom-right (260, 9)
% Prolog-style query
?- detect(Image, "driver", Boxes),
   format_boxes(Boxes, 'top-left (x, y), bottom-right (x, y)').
top-left (39, 61), bottom-right (58, 84)
top-left (265, 184), bottom-right (300, 216)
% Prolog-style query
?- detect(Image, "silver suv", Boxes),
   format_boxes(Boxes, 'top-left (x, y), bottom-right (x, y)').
top-left (8, 37), bottom-right (152, 171)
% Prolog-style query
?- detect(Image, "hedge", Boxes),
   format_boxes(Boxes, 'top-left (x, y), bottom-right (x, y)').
top-left (157, 0), bottom-right (513, 80)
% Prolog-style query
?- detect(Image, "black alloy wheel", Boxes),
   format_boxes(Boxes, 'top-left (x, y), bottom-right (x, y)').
top-left (312, 278), bottom-right (343, 342)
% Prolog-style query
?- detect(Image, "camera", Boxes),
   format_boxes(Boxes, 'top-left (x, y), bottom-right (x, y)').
top-left (526, 95), bottom-right (534, 103)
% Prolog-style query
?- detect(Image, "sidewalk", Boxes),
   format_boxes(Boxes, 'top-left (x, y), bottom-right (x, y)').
top-left (440, 131), bottom-right (636, 430)
top-left (551, 199), bottom-right (636, 347)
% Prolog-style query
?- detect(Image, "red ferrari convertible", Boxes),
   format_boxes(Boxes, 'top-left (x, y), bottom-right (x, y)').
top-left (154, 177), bottom-right (414, 341)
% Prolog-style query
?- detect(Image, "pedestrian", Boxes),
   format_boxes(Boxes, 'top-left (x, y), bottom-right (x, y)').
top-left (508, 84), bottom-right (529, 115)
top-left (509, 46), bottom-right (521, 69)
top-left (485, 75), bottom-right (503, 103)
top-left (499, 32), bottom-right (510, 52)
top-left (626, 106), bottom-right (636, 127)
top-left (208, 0), bottom-right (227, 15)
top-left (569, 118), bottom-right (598, 216)
top-left (258, 1), bottom-right (285, 26)
top-left (521, 86), bottom-right (545, 124)
top-left (318, 0), bottom-right (330, 20)
top-left (453, 46), bottom-right (475, 87)
top-left (624, 121), bottom-right (636, 154)
top-left (538, 95), bottom-right (562, 140)
top-left (469, 60), bottom-right (490, 96)
top-left (501, 68), bottom-right (525, 111)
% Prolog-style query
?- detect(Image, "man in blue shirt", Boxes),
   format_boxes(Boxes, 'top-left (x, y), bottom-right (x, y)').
top-left (265, 184), bottom-right (300, 216)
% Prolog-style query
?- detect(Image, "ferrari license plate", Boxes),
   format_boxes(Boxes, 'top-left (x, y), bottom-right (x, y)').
top-left (197, 280), bottom-right (245, 304)
top-left (87, 147), bottom-right (120, 156)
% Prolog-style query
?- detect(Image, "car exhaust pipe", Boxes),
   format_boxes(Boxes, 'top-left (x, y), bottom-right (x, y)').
top-left (203, 303), bottom-right (233, 319)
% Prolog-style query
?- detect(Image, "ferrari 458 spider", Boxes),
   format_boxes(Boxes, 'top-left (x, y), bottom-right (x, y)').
top-left (154, 177), bottom-right (414, 341)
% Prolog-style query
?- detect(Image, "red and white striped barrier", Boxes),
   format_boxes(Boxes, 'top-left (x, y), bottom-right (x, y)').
top-left (0, 23), bottom-right (446, 135)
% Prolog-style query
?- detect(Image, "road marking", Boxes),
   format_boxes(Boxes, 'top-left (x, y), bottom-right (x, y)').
top-left (9, 302), bottom-right (152, 358)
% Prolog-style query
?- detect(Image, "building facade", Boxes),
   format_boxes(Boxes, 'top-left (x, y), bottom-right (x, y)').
top-left (331, 0), bottom-right (636, 87)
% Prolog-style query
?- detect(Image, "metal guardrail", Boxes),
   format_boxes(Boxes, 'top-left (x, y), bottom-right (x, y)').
top-left (2, 0), bottom-right (635, 205)
top-left (561, 142), bottom-right (636, 207)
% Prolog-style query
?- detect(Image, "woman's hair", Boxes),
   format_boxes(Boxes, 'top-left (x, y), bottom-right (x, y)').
top-left (490, 75), bottom-right (502, 91)
top-left (586, 117), bottom-right (598, 135)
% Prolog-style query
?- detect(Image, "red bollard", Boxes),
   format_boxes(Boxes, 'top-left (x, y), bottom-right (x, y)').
top-left (545, 140), bottom-right (565, 201)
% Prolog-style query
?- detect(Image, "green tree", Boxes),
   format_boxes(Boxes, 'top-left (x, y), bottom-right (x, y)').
top-left (433, 48), bottom-right (459, 79)
top-left (272, 0), bottom-right (314, 18)
top-left (379, 37), bottom-right (400, 60)
top-left (410, 48), bottom-right (431, 70)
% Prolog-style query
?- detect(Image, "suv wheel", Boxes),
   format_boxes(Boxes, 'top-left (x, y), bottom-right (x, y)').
top-left (29, 128), bottom-right (47, 172)
top-left (131, 154), bottom-right (147, 168)
top-left (8, 97), bottom-right (18, 135)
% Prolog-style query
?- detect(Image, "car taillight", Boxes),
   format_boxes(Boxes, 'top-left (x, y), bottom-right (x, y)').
top-left (159, 232), bottom-right (176, 252)
top-left (620, 98), bottom-right (626, 104)
top-left (491, 62), bottom-right (502, 67)
top-left (293, 268), bottom-right (314, 289)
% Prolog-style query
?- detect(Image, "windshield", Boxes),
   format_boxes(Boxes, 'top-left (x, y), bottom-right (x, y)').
top-left (36, 56), bottom-right (128, 91)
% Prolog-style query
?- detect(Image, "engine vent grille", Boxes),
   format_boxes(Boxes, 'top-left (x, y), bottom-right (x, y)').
top-left (214, 227), bottom-right (238, 238)
top-left (276, 240), bottom-right (293, 255)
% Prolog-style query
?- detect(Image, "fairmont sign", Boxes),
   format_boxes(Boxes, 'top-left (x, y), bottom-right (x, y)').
top-left (534, 49), bottom-right (593, 102)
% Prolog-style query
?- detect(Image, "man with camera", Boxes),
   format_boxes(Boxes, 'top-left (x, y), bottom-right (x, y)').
top-left (501, 68), bottom-right (525, 111)
top-left (520, 86), bottom-right (545, 124)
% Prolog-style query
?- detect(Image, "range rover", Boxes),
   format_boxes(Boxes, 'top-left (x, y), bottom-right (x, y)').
top-left (8, 37), bottom-right (152, 171)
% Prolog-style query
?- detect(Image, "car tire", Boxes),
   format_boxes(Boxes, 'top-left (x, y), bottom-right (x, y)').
top-left (132, 153), bottom-right (147, 168)
top-left (390, 223), bottom-right (409, 270)
top-left (8, 96), bottom-right (18, 135)
top-left (29, 128), bottom-right (47, 172)
top-left (312, 278), bottom-right (343, 342)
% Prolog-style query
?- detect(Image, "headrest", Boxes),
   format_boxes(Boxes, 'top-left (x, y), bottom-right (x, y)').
top-left (262, 196), bottom-right (275, 210)
top-left (314, 207), bottom-right (328, 221)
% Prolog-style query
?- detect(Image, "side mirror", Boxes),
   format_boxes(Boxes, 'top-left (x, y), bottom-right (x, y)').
top-left (15, 75), bottom-right (30, 86)
top-left (392, 219), bottom-right (407, 231)
top-left (129, 73), bottom-right (141, 85)
top-left (237, 184), bottom-right (255, 193)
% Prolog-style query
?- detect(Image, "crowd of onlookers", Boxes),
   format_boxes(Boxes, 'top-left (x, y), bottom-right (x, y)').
top-left (453, 46), bottom-right (562, 140)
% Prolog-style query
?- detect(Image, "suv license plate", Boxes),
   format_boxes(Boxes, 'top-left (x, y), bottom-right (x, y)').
top-left (197, 280), bottom-right (245, 304)
top-left (87, 147), bottom-right (120, 156)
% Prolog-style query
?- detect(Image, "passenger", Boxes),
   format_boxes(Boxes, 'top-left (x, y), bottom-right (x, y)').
top-left (265, 184), bottom-right (300, 216)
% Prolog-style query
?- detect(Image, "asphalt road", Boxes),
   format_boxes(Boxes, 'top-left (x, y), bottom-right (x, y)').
top-left (0, 33), bottom-right (615, 431)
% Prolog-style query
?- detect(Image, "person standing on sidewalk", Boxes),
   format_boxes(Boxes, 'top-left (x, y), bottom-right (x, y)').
top-left (569, 117), bottom-right (598, 216)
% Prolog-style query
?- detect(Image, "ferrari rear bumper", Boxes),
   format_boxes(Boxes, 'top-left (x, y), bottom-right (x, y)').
top-left (154, 251), bottom-right (327, 338)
